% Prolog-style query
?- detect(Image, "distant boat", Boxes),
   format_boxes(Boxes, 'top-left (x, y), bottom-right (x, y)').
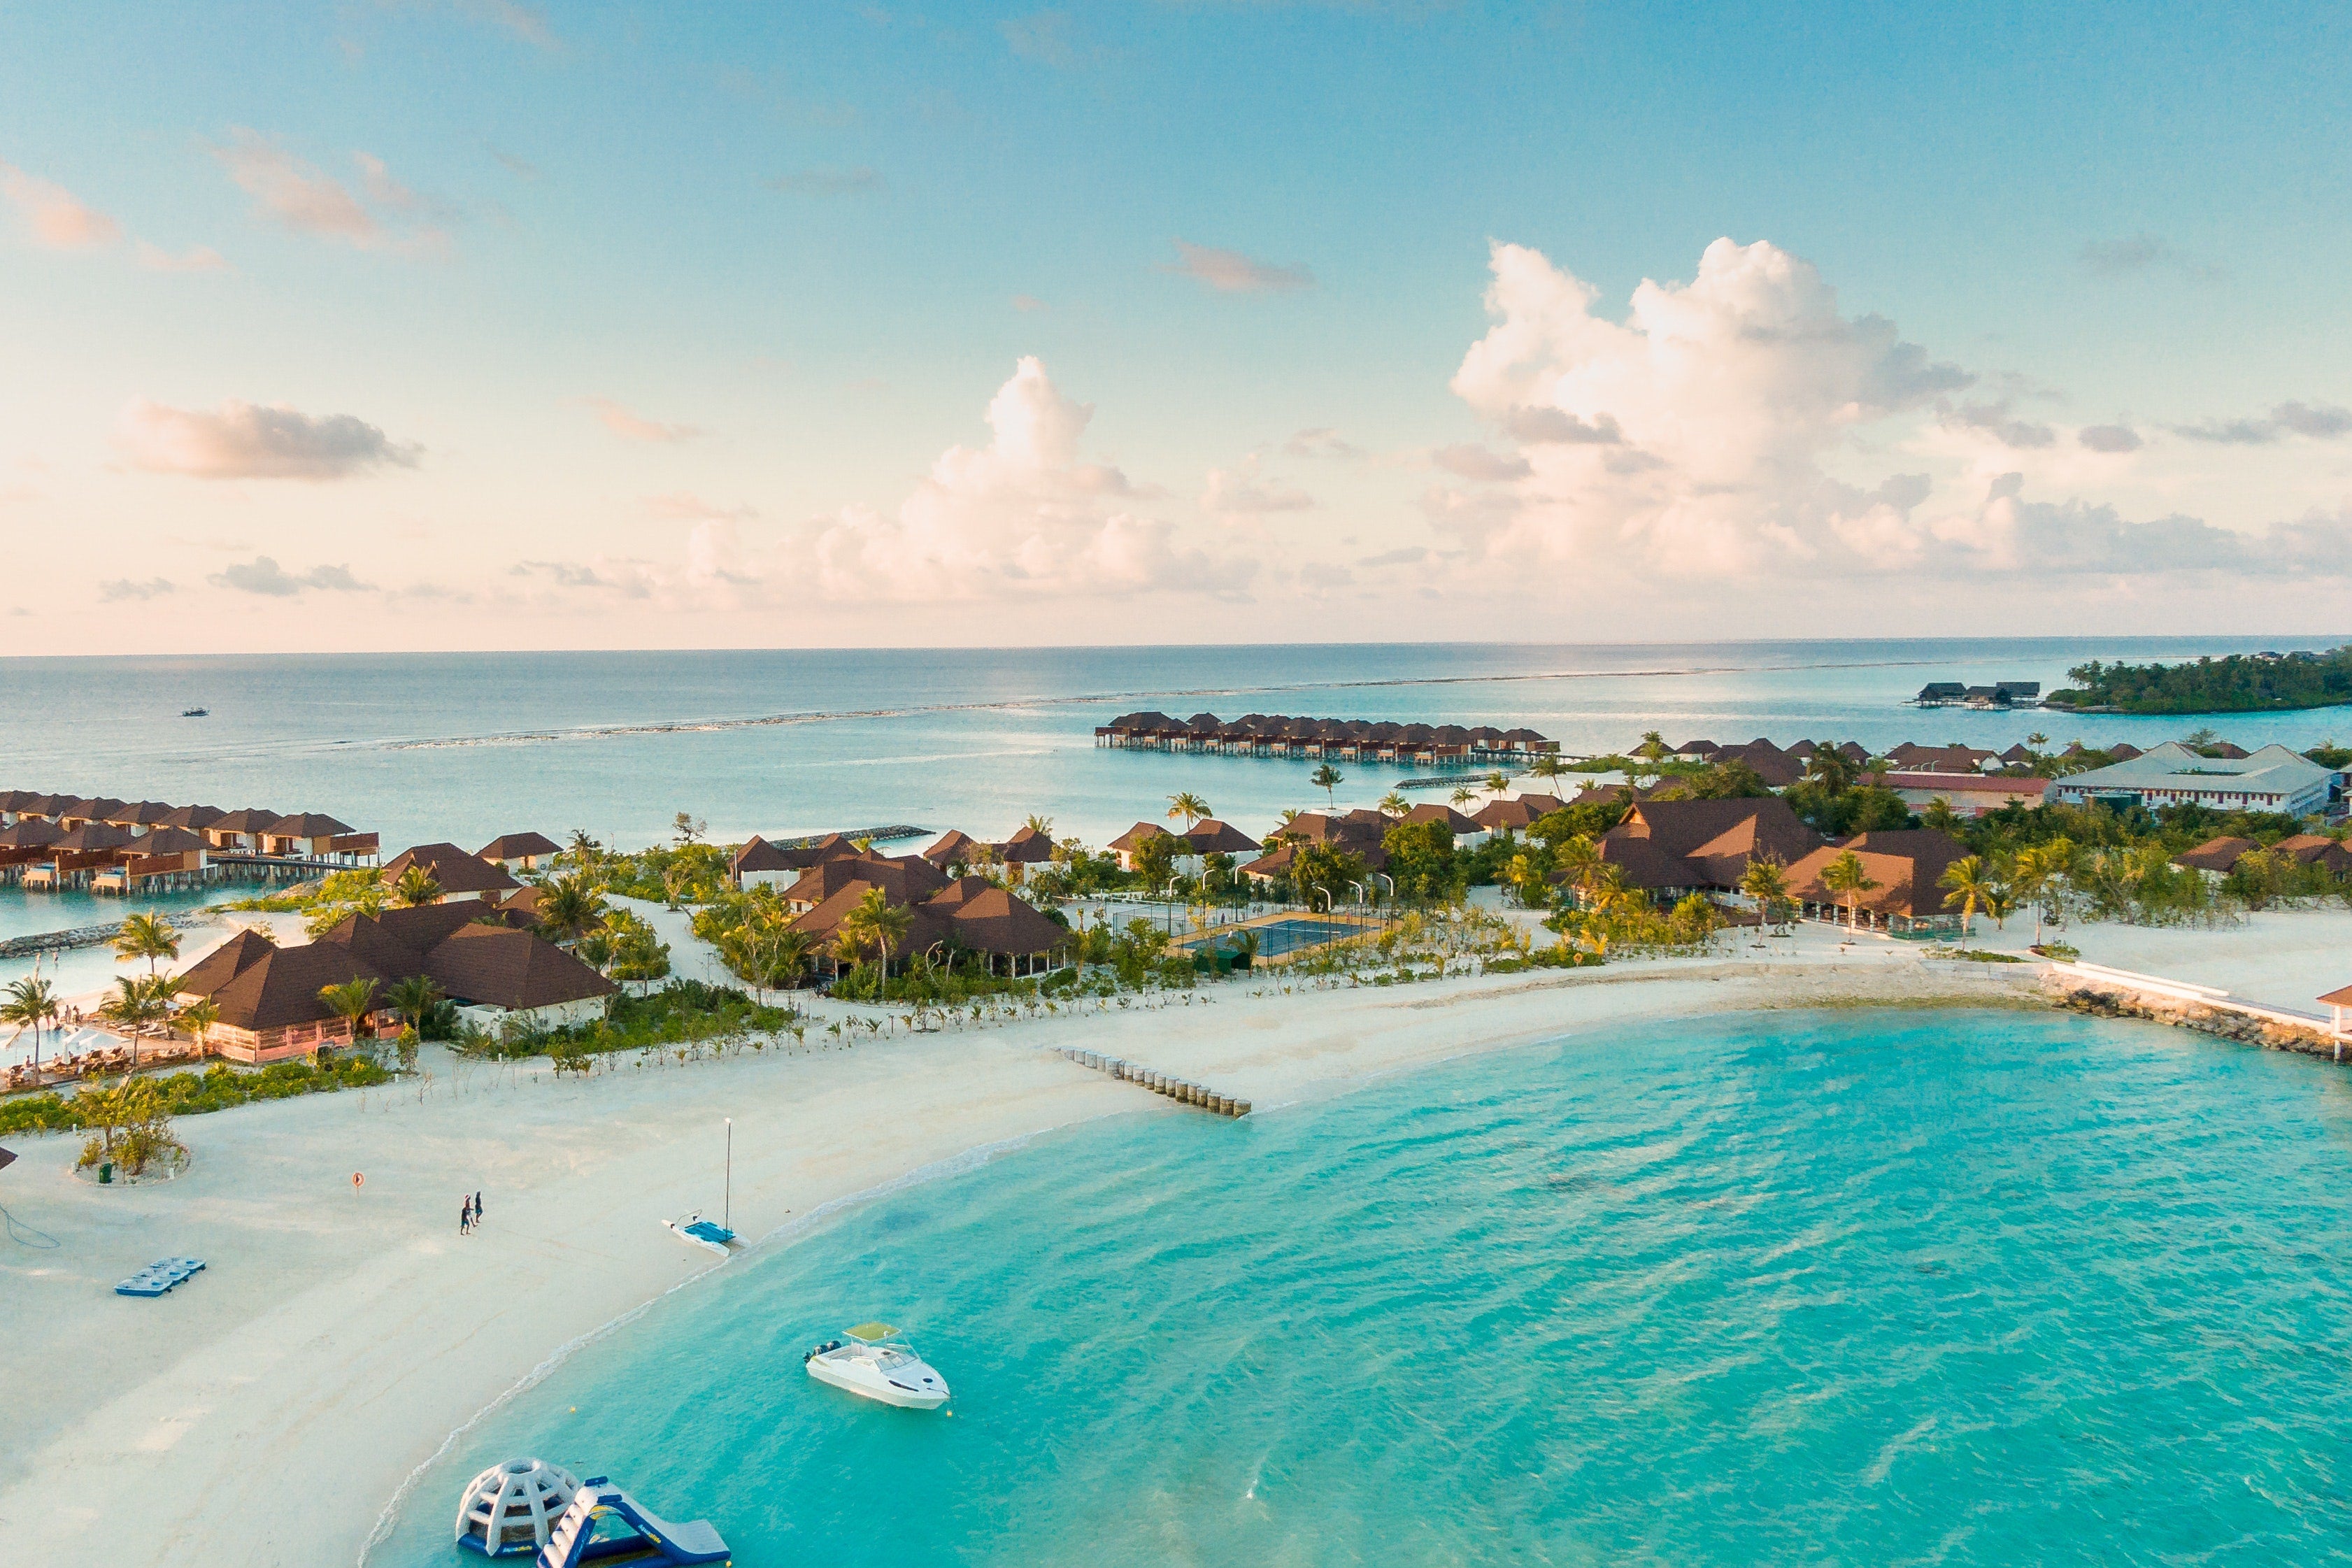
top-left (180, 707), bottom-right (208, 718)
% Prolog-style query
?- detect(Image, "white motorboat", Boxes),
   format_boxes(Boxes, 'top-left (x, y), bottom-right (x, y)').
top-left (803, 1323), bottom-right (951, 1410)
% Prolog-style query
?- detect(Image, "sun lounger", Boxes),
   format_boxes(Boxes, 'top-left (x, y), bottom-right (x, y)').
top-left (115, 1257), bottom-right (206, 1297)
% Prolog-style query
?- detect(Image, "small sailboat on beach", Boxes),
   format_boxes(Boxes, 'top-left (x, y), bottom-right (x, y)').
top-left (663, 1118), bottom-right (739, 1255)
top-left (804, 1323), bottom-right (952, 1410)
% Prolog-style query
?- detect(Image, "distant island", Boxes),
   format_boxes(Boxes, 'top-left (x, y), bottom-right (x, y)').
top-left (2046, 648), bottom-right (2352, 714)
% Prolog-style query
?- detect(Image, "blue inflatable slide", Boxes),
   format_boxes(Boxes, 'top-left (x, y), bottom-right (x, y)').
top-left (534, 1478), bottom-right (729, 1567)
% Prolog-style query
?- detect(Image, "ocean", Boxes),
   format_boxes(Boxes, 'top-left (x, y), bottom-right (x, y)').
top-left (4, 634), bottom-right (2346, 1036)
top-left (369, 1008), bottom-right (2352, 1566)
top-left (5, 636), bottom-right (2346, 885)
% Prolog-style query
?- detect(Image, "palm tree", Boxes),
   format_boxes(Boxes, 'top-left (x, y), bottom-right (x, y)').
top-left (114, 911), bottom-right (180, 978)
top-left (1485, 771), bottom-right (1510, 795)
top-left (2010, 841), bottom-right (2075, 943)
top-left (385, 974), bottom-right (443, 1036)
top-left (535, 872), bottom-right (608, 945)
top-left (392, 864), bottom-right (443, 907)
top-left (1528, 753), bottom-right (1566, 784)
top-left (1378, 790), bottom-right (1409, 818)
top-left (1637, 731), bottom-right (1668, 764)
top-left (1820, 850), bottom-right (1881, 930)
top-left (836, 887), bottom-right (911, 974)
top-left (318, 977), bottom-right (380, 1049)
top-left (1920, 797), bottom-right (1962, 835)
top-left (1, 975), bottom-right (60, 1072)
top-left (1451, 785), bottom-right (1478, 810)
top-left (99, 974), bottom-right (173, 1070)
top-left (566, 828), bottom-right (603, 867)
top-left (1024, 813), bottom-right (1054, 839)
top-left (1555, 834), bottom-right (1603, 900)
top-left (1804, 746), bottom-right (1856, 794)
top-left (1938, 855), bottom-right (1995, 933)
top-left (1739, 855), bottom-right (1791, 927)
top-left (1310, 764), bottom-right (1343, 809)
top-left (2027, 732), bottom-right (2048, 749)
top-left (1166, 793), bottom-right (1210, 831)
top-left (177, 998), bottom-right (220, 1060)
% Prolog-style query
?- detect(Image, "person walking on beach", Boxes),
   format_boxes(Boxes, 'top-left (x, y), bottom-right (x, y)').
top-left (475, 1188), bottom-right (484, 1223)
top-left (459, 1195), bottom-right (473, 1235)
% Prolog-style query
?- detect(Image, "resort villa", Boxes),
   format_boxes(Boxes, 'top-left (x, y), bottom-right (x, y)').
top-left (480, 832), bottom-right (564, 874)
top-left (1779, 830), bottom-right (1977, 932)
top-left (381, 843), bottom-right (524, 902)
top-left (2052, 743), bottom-right (2337, 816)
top-left (1107, 819), bottom-right (1262, 876)
top-left (170, 903), bottom-right (616, 1063)
top-left (1586, 798), bottom-right (1828, 904)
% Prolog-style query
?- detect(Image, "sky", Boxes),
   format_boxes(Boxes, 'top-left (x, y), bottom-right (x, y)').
top-left (2, 1), bottom-right (2349, 654)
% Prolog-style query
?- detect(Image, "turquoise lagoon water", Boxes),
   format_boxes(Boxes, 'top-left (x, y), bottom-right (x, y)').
top-left (373, 1010), bottom-right (2352, 1566)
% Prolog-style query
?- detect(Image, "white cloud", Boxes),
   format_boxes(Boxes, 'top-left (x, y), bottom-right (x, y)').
top-left (2078, 424), bottom-right (2144, 453)
top-left (119, 398), bottom-right (421, 480)
top-left (0, 161), bottom-right (121, 248)
top-left (583, 397), bottom-right (700, 443)
top-left (1430, 443), bottom-right (1532, 482)
top-left (211, 129), bottom-right (448, 252)
top-left (810, 356), bottom-right (1248, 601)
top-left (2171, 401), bottom-right (2352, 445)
top-left (1202, 466), bottom-right (1314, 515)
top-left (1284, 427), bottom-right (1362, 461)
top-left (135, 241), bottom-right (229, 272)
top-left (208, 557), bottom-right (373, 596)
top-left (98, 576), bottom-right (174, 601)
top-left (1444, 236), bottom-right (1976, 575)
top-left (1160, 240), bottom-right (1313, 294)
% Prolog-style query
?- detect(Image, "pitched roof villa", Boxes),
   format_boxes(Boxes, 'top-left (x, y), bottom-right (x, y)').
top-left (1781, 830), bottom-right (1975, 928)
top-left (382, 843), bottom-right (522, 899)
top-left (1107, 818), bottom-right (1262, 871)
top-left (774, 855), bottom-right (1071, 976)
top-left (174, 904), bottom-right (614, 1063)
top-left (1590, 799), bottom-right (1825, 895)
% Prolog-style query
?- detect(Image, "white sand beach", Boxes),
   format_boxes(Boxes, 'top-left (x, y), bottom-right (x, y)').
top-left (3, 908), bottom-right (2337, 1566)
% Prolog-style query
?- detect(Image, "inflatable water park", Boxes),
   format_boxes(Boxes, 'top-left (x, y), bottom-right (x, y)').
top-left (456, 1457), bottom-right (729, 1565)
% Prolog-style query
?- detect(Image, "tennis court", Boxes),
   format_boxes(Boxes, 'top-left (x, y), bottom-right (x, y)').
top-left (1211, 915), bottom-right (1371, 960)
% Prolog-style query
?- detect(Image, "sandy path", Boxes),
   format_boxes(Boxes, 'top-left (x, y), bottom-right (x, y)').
top-left (0, 942), bottom-right (2035, 1566)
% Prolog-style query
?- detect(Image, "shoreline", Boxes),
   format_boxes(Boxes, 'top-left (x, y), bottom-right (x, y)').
top-left (0, 946), bottom-right (2046, 1567)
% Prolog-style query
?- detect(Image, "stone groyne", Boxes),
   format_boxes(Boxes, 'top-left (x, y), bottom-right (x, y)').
top-left (0, 913), bottom-right (208, 961)
top-left (2045, 969), bottom-right (2347, 1062)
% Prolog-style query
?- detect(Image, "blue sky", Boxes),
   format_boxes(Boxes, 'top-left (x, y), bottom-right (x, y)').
top-left (2, 2), bottom-right (2348, 651)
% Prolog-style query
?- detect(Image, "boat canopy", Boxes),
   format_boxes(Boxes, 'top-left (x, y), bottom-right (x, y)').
top-left (845, 1322), bottom-right (898, 1343)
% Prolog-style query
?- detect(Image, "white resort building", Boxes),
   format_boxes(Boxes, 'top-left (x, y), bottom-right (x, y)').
top-left (2051, 742), bottom-right (2336, 817)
